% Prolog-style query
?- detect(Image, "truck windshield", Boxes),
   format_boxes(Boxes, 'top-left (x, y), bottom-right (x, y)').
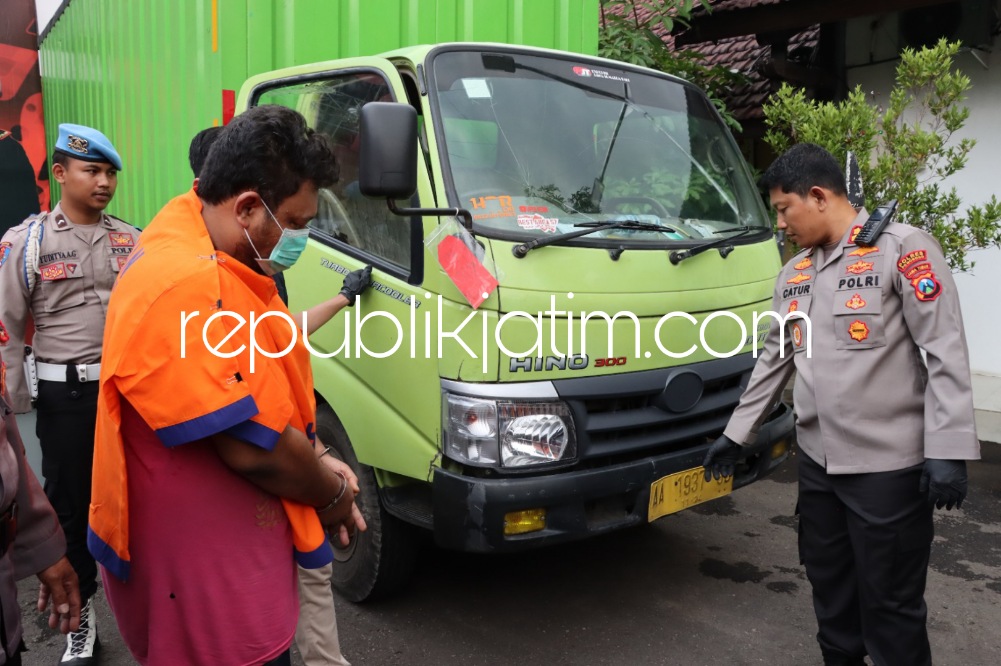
top-left (430, 50), bottom-right (770, 245)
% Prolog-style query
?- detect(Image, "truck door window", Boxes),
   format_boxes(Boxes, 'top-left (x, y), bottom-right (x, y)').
top-left (256, 73), bottom-right (411, 269)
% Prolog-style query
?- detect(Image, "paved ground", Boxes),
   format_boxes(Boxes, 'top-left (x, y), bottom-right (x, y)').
top-left (17, 443), bottom-right (1001, 665)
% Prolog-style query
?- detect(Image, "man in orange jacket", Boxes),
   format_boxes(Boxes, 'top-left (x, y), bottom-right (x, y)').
top-left (90, 105), bottom-right (363, 666)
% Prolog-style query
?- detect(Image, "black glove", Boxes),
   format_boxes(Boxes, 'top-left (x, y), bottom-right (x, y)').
top-left (919, 459), bottom-right (968, 510)
top-left (703, 434), bottom-right (742, 482)
top-left (339, 265), bottom-right (372, 306)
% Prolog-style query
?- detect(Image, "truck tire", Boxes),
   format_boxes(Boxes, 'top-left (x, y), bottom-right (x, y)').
top-left (315, 403), bottom-right (419, 602)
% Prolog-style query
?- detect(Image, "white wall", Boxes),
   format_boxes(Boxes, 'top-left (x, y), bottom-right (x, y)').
top-left (844, 3), bottom-right (1001, 380)
top-left (35, 0), bottom-right (63, 34)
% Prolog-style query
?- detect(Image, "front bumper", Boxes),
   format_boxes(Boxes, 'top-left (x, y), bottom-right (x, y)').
top-left (431, 402), bottom-right (795, 552)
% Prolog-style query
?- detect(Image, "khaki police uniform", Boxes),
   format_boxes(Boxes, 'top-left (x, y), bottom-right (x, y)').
top-left (0, 204), bottom-right (137, 611)
top-left (722, 210), bottom-right (979, 666)
top-left (1, 354), bottom-right (68, 665)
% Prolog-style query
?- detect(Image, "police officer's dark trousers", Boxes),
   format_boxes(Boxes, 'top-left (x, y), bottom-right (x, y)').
top-left (36, 377), bottom-right (100, 603)
top-left (797, 455), bottom-right (933, 666)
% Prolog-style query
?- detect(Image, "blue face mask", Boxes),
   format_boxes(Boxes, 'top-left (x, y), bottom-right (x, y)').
top-left (246, 199), bottom-right (310, 275)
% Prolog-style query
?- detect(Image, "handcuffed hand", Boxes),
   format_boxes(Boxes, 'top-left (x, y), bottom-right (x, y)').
top-left (703, 434), bottom-right (742, 482)
top-left (317, 444), bottom-right (369, 544)
top-left (339, 265), bottom-right (373, 306)
top-left (919, 459), bottom-right (967, 510)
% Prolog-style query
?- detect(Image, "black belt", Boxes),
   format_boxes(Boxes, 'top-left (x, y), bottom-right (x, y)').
top-left (0, 501), bottom-right (17, 557)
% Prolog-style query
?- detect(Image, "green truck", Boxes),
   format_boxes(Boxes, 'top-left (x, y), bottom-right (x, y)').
top-left (40, 0), bottom-right (794, 601)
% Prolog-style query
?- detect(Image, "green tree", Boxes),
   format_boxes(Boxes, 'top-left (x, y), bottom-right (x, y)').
top-left (598, 1), bottom-right (746, 131)
top-left (763, 39), bottom-right (1001, 271)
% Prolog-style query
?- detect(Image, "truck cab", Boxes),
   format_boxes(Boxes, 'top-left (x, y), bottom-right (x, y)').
top-left (239, 43), bottom-right (795, 601)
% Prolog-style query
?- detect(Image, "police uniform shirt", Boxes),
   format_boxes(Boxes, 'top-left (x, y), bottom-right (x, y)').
top-left (724, 210), bottom-right (979, 474)
top-left (0, 204), bottom-right (138, 412)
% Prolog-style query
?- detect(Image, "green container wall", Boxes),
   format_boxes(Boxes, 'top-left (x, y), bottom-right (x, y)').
top-left (39, 0), bottom-right (599, 226)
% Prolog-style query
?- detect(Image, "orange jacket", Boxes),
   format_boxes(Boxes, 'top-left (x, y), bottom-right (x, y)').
top-left (89, 190), bottom-right (332, 580)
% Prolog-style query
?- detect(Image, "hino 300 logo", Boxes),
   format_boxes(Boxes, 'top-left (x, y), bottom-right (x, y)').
top-left (510, 355), bottom-right (589, 373)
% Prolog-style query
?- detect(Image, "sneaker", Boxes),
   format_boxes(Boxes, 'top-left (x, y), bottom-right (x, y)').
top-left (60, 597), bottom-right (100, 664)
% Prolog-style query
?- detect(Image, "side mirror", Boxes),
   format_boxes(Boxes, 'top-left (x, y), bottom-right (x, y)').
top-left (359, 102), bottom-right (418, 200)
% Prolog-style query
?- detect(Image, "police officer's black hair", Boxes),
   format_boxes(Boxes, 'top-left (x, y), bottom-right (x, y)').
top-left (188, 126), bottom-right (223, 177)
top-left (52, 151), bottom-right (70, 168)
top-left (196, 105), bottom-right (339, 208)
top-left (758, 143), bottom-right (847, 198)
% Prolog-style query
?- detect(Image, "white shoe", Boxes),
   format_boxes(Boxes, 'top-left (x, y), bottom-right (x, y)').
top-left (60, 597), bottom-right (100, 664)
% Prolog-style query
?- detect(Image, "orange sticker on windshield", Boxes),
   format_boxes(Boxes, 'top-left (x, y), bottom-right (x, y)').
top-left (470, 195), bottom-right (514, 220)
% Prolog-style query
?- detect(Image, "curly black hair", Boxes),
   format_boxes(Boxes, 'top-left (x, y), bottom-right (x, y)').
top-left (758, 143), bottom-right (846, 198)
top-left (197, 105), bottom-right (339, 208)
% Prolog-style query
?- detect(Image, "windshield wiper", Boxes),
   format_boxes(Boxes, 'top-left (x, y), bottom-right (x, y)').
top-left (512, 220), bottom-right (675, 258)
top-left (668, 226), bottom-right (770, 264)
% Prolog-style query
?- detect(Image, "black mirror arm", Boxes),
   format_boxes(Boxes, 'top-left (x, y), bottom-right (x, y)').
top-left (387, 199), bottom-right (474, 230)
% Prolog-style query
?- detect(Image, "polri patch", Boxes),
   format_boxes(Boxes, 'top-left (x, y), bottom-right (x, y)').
top-left (848, 320), bottom-right (870, 342)
top-left (792, 323), bottom-right (803, 347)
top-left (788, 300), bottom-right (799, 313)
top-left (904, 262), bottom-right (932, 281)
top-left (41, 262), bottom-right (66, 281)
top-left (116, 256), bottom-right (130, 270)
top-left (0, 318), bottom-right (9, 345)
top-left (912, 273), bottom-right (942, 301)
top-left (0, 242), bottom-right (11, 269)
top-left (897, 249), bottom-right (928, 273)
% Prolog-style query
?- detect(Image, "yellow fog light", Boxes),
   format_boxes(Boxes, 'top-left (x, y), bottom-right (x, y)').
top-left (504, 508), bottom-right (546, 535)
top-left (771, 440), bottom-right (789, 460)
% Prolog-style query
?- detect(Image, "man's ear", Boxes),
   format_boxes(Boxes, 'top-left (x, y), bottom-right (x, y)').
top-left (52, 162), bottom-right (66, 185)
top-left (233, 191), bottom-right (261, 229)
top-left (809, 186), bottom-right (830, 211)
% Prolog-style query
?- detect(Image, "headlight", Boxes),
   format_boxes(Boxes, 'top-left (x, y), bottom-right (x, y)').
top-left (442, 393), bottom-right (577, 468)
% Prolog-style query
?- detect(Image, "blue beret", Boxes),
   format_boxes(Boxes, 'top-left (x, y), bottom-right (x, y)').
top-left (55, 123), bottom-right (123, 170)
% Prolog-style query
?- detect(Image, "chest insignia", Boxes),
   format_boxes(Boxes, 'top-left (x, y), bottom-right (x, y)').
top-left (848, 320), bottom-right (870, 342)
top-left (41, 262), bottom-right (66, 281)
top-left (787, 273), bottom-right (812, 285)
top-left (845, 293), bottom-right (866, 310)
top-left (845, 260), bottom-right (874, 275)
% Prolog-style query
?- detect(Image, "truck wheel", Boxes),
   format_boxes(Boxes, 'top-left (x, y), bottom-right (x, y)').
top-left (315, 404), bottom-right (418, 602)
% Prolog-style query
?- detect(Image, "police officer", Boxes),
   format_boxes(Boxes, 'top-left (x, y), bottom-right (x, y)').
top-left (704, 143), bottom-right (978, 666)
top-left (0, 123), bottom-right (137, 665)
top-left (1, 350), bottom-right (82, 665)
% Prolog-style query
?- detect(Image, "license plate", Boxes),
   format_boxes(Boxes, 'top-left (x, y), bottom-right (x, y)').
top-left (648, 467), bottom-right (733, 522)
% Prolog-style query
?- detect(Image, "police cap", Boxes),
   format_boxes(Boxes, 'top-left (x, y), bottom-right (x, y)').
top-left (55, 123), bottom-right (123, 170)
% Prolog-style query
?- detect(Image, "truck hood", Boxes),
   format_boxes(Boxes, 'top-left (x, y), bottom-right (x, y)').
top-left (481, 236), bottom-right (782, 380)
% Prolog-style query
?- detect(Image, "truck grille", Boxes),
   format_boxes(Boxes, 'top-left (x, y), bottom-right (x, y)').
top-left (553, 355), bottom-right (755, 462)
